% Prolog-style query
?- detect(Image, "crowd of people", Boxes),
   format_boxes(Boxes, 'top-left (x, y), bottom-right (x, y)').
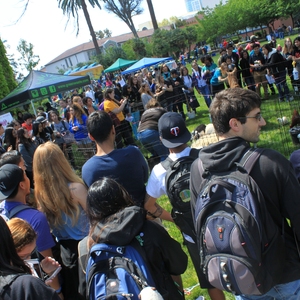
top-left (2, 32), bottom-right (300, 299)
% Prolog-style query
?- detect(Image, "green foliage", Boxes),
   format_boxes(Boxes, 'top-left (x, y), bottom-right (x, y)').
top-left (95, 28), bottom-right (112, 39)
top-left (132, 38), bottom-right (147, 59)
top-left (0, 63), bottom-right (10, 99)
top-left (96, 47), bottom-right (127, 69)
top-left (0, 38), bottom-right (17, 92)
top-left (195, 0), bottom-right (295, 45)
top-left (151, 29), bottom-right (171, 57)
top-left (17, 39), bottom-right (40, 72)
top-left (121, 40), bottom-right (137, 60)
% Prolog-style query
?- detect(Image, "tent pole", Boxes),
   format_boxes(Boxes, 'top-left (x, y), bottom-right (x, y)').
top-left (31, 100), bottom-right (37, 116)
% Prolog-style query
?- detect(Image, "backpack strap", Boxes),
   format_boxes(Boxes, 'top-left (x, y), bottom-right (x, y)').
top-left (0, 274), bottom-right (23, 297)
top-left (6, 204), bottom-right (31, 219)
top-left (239, 148), bottom-right (264, 173)
top-left (90, 244), bottom-right (126, 258)
top-left (161, 148), bottom-right (200, 171)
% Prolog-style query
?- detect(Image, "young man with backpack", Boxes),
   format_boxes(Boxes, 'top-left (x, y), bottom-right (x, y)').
top-left (190, 88), bottom-right (300, 299)
top-left (144, 112), bottom-right (225, 300)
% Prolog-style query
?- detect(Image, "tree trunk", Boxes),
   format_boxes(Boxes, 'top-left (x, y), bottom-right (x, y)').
top-left (125, 18), bottom-right (139, 39)
top-left (80, 0), bottom-right (101, 55)
top-left (146, 0), bottom-right (158, 30)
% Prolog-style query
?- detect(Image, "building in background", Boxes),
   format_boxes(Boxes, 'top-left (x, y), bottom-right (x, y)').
top-left (185, 0), bottom-right (203, 12)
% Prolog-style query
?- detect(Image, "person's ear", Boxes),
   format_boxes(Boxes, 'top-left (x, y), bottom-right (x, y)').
top-left (88, 133), bottom-right (95, 141)
top-left (228, 118), bottom-right (241, 133)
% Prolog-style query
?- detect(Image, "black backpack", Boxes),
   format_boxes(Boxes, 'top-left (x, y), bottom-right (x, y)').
top-left (162, 148), bottom-right (200, 213)
top-left (194, 148), bottom-right (285, 296)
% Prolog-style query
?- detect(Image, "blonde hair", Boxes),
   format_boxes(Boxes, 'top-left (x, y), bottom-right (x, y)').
top-left (33, 142), bottom-right (84, 227)
top-left (7, 218), bottom-right (37, 252)
top-left (220, 62), bottom-right (228, 76)
top-left (146, 98), bottom-right (160, 109)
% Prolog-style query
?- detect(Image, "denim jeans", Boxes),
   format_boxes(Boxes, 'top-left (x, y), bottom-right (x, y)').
top-left (235, 279), bottom-right (300, 300)
top-left (137, 129), bottom-right (168, 161)
top-left (244, 75), bottom-right (256, 91)
top-left (275, 71), bottom-right (290, 101)
top-left (196, 85), bottom-right (212, 108)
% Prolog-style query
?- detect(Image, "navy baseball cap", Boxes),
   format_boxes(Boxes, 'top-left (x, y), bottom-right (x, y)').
top-left (158, 112), bottom-right (191, 148)
top-left (0, 164), bottom-right (24, 200)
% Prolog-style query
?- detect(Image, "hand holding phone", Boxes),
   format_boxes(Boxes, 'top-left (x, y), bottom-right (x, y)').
top-left (45, 266), bottom-right (62, 284)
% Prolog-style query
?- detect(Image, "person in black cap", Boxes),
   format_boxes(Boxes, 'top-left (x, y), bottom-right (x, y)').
top-left (144, 112), bottom-right (225, 300)
top-left (0, 164), bottom-right (62, 294)
top-left (35, 116), bottom-right (54, 142)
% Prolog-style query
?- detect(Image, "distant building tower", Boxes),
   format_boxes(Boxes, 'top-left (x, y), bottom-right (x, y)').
top-left (185, 0), bottom-right (203, 12)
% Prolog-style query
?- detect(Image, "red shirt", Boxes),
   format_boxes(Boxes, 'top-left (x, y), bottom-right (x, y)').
top-left (22, 122), bottom-right (32, 132)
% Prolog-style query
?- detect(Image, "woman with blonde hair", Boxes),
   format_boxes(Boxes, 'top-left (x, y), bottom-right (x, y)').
top-left (139, 82), bottom-right (154, 109)
top-left (7, 218), bottom-right (62, 297)
top-left (72, 96), bottom-right (88, 115)
top-left (33, 141), bottom-right (89, 300)
top-left (282, 37), bottom-right (294, 82)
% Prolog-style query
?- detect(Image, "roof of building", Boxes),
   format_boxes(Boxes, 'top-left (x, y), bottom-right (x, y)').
top-left (45, 26), bottom-right (171, 66)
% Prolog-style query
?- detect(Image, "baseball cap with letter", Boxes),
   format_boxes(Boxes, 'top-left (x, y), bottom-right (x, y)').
top-left (158, 112), bottom-right (191, 148)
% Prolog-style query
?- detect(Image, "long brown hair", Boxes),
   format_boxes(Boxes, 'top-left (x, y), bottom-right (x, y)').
top-left (33, 142), bottom-right (84, 227)
top-left (70, 103), bottom-right (86, 125)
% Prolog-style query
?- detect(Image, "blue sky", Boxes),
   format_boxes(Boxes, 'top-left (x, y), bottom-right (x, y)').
top-left (0, 0), bottom-right (220, 68)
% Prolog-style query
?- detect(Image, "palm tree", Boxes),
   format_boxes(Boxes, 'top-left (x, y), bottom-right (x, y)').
top-left (146, 0), bottom-right (158, 30)
top-left (57, 0), bottom-right (102, 55)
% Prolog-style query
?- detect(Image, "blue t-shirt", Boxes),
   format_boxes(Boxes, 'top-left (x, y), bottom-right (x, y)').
top-left (210, 69), bottom-right (223, 85)
top-left (82, 146), bottom-right (148, 206)
top-left (0, 201), bottom-right (55, 252)
top-left (69, 115), bottom-right (88, 141)
top-left (52, 205), bottom-right (89, 241)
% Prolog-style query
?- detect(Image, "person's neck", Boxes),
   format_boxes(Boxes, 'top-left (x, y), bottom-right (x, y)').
top-left (7, 194), bottom-right (27, 204)
top-left (95, 140), bottom-right (115, 156)
top-left (169, 144), bottom-right (189, 154)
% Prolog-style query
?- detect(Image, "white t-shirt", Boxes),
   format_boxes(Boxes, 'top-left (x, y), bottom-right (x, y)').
top-left (146, 147), bottom-right (191, 199)
top-left (85, 90), bottom-right (95, 102)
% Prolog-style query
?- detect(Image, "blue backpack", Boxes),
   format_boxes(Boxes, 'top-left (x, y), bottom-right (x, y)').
top-left (86, 243), bottom-right (155, 300)
top-left (194, 148), bottom-right (285, 296)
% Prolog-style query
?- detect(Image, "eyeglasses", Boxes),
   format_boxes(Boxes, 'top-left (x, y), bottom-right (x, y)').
top-left (237, 113), bottom-right (263, 121)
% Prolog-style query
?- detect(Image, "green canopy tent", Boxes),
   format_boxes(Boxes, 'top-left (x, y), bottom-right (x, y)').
top-left (0, 70), bottom-right (90, 113)
top-left (104, 58), bottom-right (137, 73)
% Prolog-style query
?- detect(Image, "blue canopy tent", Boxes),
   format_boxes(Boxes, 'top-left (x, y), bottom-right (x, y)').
top-left (121, 57), bottom-right (173, 75)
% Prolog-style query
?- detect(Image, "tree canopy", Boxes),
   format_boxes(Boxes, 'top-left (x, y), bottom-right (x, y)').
top-left (101, 0), bottom-right (143, 38)
top-left (196, 0), bottom-right (296, 44)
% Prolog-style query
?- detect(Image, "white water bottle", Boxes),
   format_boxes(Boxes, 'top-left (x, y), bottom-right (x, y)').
top-left (293, 61), bottom-right (299, 81)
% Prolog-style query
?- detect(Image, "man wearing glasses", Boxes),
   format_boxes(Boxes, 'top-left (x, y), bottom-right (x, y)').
top-left (190, 88), bottom-right (300, 300)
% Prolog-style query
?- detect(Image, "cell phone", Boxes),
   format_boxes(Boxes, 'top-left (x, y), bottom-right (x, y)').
top-left (45, 266), bottom-right (62, 284)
